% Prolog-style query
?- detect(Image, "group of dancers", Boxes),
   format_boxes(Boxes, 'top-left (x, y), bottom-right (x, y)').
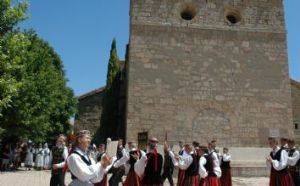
top-left (66, 130), bottom-right (232, 186)
top-left (267, 137), bottom-right (300, 186)
top-left (64, 130), bottom-right (300, 186)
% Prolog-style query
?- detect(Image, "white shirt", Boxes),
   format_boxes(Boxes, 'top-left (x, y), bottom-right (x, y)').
top-left (221, 154), bottom-right (231, 162)
top-left (211, 151), bottom-right (220, 166)
top-left (168, 150), bottom-right (192, 168)
top-left (67, 147), bottom-right (106, 186)
top-left (287, 148), bottom-right (300, 166)
top-left (199, 155), bottom-right (222, 178)
top-left (177, 153), bottom-right (193, 170)
top-left (267, 146), bottom-right (289, 171)
top-left (134, 150), bottom-right (147, 177)
top-left (113, 148), bottom-right (130, 168)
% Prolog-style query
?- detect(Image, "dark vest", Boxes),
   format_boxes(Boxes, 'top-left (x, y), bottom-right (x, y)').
top-left (221, 156), bottom-right (231, 169)
top-left (163, 152), bottom-right (174, 171)
top-left (51, 146), bottom-right (65, 174)
top-left (185, 154), bottom-right (200, 176)
top-left (71, 151), bottom-right (92, 180)
top-left (288, 148), bottom-right (300, 172)
top-left (270, 148), bottom-right (288, 173)
top-left (142, 151), bottom-right (163, 185)
top-left (204, 153), bottom-right (217, 177)
top-left (96, 152), bottom-right (105, 162)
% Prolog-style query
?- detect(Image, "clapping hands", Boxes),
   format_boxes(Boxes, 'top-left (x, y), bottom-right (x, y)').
top-left (100, 154), bottom-right (112, 168)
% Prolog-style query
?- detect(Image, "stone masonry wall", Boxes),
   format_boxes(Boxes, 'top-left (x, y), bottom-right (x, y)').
top-left (291, 80), bottom-right (300, 143)
top-left (126, 0), bottom-right (293, 147)
top-left (75, 89), bottom-right (104, 136)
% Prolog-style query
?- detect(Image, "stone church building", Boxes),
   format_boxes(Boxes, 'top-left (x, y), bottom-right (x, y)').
top-left (75, 0), bottom-right (300, 176)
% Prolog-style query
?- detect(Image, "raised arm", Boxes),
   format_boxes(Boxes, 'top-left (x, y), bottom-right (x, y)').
top-left (134, 150), bottom-right (147, 177)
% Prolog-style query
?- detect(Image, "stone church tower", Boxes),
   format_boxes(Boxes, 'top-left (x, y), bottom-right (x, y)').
top-left (126, 0), bottom-right (293, 148)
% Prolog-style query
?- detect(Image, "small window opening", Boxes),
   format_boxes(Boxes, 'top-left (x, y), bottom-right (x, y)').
top-left (225, 8), bottom-right (241, 25)
top-left (295, 123), bottom-right (299, 130)
top-left (181, 11), bottom-right (194, 20)
top-left (227, 15), bottom-right (238, 24)
top-left (180, 4), bottom-right (197, 21)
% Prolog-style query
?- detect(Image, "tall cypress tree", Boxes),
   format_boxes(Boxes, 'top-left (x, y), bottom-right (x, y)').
top-left (106, 38), bottom-right (120, 89)
top-left (95, 38), bottom-right (121, 143)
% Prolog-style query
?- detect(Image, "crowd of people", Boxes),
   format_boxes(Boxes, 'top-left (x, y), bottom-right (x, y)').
top-left (2, 132), bottom-right (300, 186)
top-left (50, 130), bottom-right (233, 186)
top-left (0, 142), bottom-right (51, 171)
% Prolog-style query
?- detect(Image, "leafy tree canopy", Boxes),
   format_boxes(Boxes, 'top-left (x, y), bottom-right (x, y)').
top-left (0, 0), bottom-right (77, 143)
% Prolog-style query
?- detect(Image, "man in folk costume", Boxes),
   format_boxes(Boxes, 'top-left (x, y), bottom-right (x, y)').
top-left (178, 141), bottom-right (184, 155)
top-left (266, 137), bottom-right (294, 186)
top-left (50, 134), bottom-right (68, 186)
top-left (67, 130), bottom-right (115, 186)
top-left (287, 139), bottom-right (300, 186)
top-left (135, 137), bottom-right (164, 186)
top-left (109, 139), bottom-right (126, 186)
top-left (162, 147), bottom-right (174, 186)
top-left (94, 144), bottom-right (108, 186)
top-left (220, 147), bottom-right (232, 186)
top-left (281, 137), bottom-right (289, 151)
top-left (198, 145), bottom-right (221, 186)
top-left (208, 140), bottom-right (220, 167)
top-left (95, 144), bottom-right (106, 161)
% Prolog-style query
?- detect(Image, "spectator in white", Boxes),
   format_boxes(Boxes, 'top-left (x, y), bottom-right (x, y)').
top-left (25, 142), bottom-right (34, 170)
top-left (67, 130), bottom-right (113, 186)
top-left (35, 143), bottom-right (44, 170)
top-left (43, 143), bottom-right (50, 169)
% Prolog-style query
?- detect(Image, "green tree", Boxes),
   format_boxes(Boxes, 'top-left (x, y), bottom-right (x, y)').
top-left (0, 0), bottom-right (28, 36)
top-left (0, 0), bottom-right (77, 142)
top-left (0, 0), bottom-right (29, 136)
top-left (95, 38), bottom-right (121, 144)
top-left (0, 31), bottom-right (77, 143)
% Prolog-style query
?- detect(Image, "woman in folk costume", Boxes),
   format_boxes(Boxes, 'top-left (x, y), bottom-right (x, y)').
top-left (113, 141), bottom-right (142, 186)
top-left (43, 143), bottom-right (51, 169)
top-left (198, 145), bottom-right (221, 186)
top-left (67, 130), bottom-right (114, 186)
top-left (175, 144), bottom-right (190, 186)
top-left (174, 144), bottom-right (201, 186)
top-left (35, 143), bottom-right (44, 170)
top-left (220, 148), bottom-right (232, 186)
top-left (135, 137), bottom-right (164, 186)
top-left (287, 139), bottom-right (300, 186)
top-left (266, 137), bottom-right (294, 186)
